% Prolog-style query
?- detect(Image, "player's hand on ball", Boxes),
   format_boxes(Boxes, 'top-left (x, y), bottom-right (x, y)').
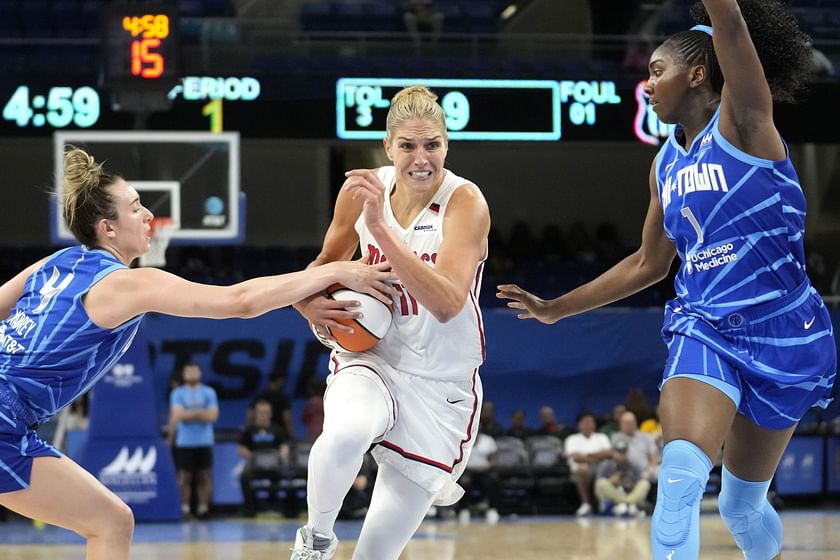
top-left (496, 284), bottom-right (558, 324)
top-left (331, 254), bottom-right (397, 305)
top-left (298, 294), bottom-right (362, 335)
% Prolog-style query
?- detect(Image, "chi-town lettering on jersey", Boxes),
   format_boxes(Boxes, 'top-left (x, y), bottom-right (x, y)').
top-left (661, 162), bottom-right (729, 209)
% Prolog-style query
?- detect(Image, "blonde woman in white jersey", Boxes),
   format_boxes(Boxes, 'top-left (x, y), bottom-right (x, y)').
top-left (291, 85), bottom-right (490, 560)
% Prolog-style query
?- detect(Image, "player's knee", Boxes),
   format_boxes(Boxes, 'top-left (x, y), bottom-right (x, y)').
top-left (652, 440), bottom-right (712, 548)
top-left (319, 419), bottom-right (376, 459)
top-left (111, 500), bottom-right (135, 540)
top-left (82, 497), bottom-right (134, 542)
top-left (718, 467), bottom-right (781, 560)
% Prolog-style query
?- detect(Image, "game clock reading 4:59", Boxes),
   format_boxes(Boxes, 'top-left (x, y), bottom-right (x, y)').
top-left (2, 86), bottom-right (100, 128)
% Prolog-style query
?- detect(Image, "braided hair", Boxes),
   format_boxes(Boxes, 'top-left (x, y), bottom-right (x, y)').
top-left (663, 0), bottom-right (812, 103)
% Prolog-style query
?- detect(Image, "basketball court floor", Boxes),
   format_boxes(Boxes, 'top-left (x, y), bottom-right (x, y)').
top-left (1, 510), bottom-right (838, 559)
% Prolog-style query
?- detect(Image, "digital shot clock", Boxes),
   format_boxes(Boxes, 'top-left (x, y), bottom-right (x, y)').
top-left (102, 2), bottom-right (180, 88)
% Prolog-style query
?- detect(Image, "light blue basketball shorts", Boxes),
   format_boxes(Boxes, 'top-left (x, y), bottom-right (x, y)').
top-left (660, 280), bottom-right (837, 429)
top-left (0, 384), bottom-right (61, 493)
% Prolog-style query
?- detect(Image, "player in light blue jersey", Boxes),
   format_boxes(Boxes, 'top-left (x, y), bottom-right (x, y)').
top-left (499, 1), bottom-right (835, 558)
top-left (0, 147), bottom-right (395, 560)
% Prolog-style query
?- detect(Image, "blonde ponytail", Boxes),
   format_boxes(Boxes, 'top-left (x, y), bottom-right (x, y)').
top-left (62, 147), bottom-right (119, 246)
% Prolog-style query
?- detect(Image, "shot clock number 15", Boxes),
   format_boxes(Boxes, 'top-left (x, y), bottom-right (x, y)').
top-left (102, 2), bottom-right (178, 86)
top-left (122, 13), bottom-right (170, 78)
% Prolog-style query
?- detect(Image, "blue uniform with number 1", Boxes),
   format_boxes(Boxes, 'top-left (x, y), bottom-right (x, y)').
top-left (655, 108), bottom-right (836, 429)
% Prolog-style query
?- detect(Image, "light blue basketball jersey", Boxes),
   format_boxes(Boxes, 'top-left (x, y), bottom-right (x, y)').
top-left (655, 108), bottom-right (807, 321)
top-left (0, 246), bottom-right (143, 424)
top-left (654, 108), bottom-right (836, 428)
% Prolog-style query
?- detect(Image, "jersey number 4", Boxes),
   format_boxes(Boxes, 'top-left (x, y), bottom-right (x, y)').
top-left (33, 267), bottom-right (75, 314)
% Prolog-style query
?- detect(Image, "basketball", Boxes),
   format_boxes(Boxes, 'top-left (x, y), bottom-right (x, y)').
top-left (325, 283), bottom-right (393, 352)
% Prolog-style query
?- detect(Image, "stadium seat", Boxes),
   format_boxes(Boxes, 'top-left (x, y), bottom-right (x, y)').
top-left (526, 436), bottom-right (578, 514)
top-left (493, 436), bottom-right (536, 515)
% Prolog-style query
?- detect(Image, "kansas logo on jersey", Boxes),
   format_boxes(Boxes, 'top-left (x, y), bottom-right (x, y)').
top-left (661, 162), bottom-right (728, 209)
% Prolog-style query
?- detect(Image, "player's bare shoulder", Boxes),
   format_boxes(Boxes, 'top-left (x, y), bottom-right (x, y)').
top-left (446, 179), bottom-right (490, 223)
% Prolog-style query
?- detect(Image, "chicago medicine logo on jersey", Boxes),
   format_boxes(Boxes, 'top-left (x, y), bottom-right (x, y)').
top-left (99, 446), bottom-right (159, 504)
top-left (104, 362), bottom-right (143, 388)
top-left (686, 242), bottom-right (738, 274)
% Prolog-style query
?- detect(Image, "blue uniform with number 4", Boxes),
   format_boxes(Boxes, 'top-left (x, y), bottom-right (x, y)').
top-left (0, 246), bottom-right (143, 491)
top-left (655, 108), bottom-right (836, 429)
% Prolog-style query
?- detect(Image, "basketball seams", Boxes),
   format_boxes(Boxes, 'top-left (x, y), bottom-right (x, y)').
top-left (324, 283), bottom-right (393, 351)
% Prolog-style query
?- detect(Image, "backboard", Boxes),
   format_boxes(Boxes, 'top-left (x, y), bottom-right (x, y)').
top-left (52, 131), bottom-right (244, 245)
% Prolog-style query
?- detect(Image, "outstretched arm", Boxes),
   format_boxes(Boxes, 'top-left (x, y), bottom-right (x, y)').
top-left (497, 161), bottom-right (675, 323)
top-left (84, 256), bottom-right (395, 329)
top-left (702, 0), bottom-right (785, 159)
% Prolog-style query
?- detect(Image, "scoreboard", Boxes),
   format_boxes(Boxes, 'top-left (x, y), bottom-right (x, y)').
top-left (1, 76), bottom-right (837, 144)
top-left (0, 76), bottom-right (677, 145)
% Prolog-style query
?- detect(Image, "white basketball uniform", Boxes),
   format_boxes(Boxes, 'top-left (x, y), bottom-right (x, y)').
top-left (327, 166), bottom-right (486, 505)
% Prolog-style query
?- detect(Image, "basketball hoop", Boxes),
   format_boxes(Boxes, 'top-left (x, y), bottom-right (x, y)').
top-left (139, 217), bottom-right (176, 268)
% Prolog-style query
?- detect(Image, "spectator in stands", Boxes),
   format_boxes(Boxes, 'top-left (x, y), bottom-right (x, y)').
top-left (169, 362), bottom-right (219, 519)
top-left (238, 399), bottom-right (290, 517)
top-left (598, 404), bottom-right (627, 437)
top-left (403, 0), bottom-right (444, 44)
top-left (302, 376), bottom-right (327, 441)
top-left (479, 401), bottom-right (505, 438)
top-left (536, 405), bottom-right (573, 440)
top-left (595, 437), bottom-right (650, 517)
top-left (253, 372), bottom-right (293, 437)
top-left (564, 411), bottom-right (612, 516)
top-left (458, 430), bottom-right (501, 523)
top-left (506, 409), bottom-right (533, 440)
top-left (639, 404), bottom-right (663, 448)
top-left (613, 410), bottom-right (660, 483)
top-left (624, 387), bottom-right (656, 425)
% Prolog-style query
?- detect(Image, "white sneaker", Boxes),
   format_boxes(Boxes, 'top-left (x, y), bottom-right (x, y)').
top-left (613, 503), bottom-right (629, 517)
top-left (575, 502), bottom-right (593, 517)
top-left (290, 526), bottom-right (338, 560)
top-left (458, 509), bottom-right (471, 524)
top-left (485, 508), bottom-right (500, 525)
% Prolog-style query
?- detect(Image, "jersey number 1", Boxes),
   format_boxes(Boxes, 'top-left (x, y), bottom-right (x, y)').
top-left (680, 207), bottom-right (704, 245)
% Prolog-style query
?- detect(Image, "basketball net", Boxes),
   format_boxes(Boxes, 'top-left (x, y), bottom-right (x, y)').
top-left (139, 217), bottom-right (176, 268)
